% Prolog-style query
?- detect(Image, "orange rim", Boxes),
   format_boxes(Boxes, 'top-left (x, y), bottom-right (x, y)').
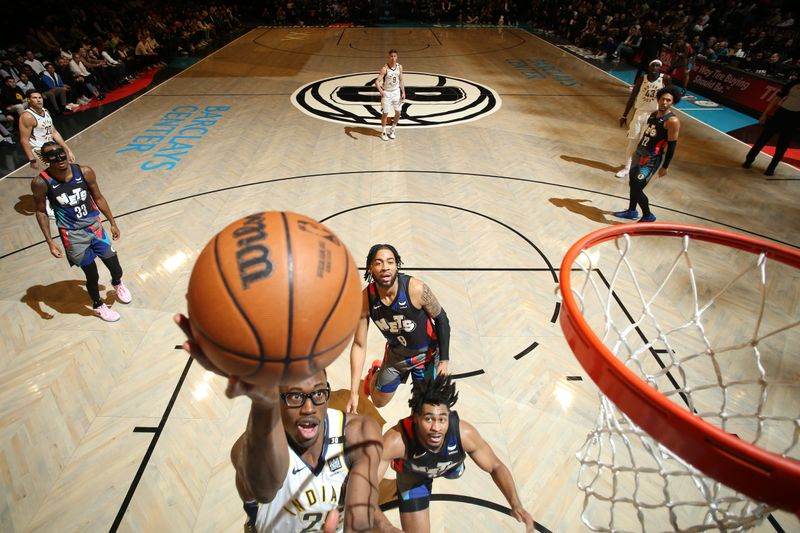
top-left (559, 222), bottom-right (800, 514)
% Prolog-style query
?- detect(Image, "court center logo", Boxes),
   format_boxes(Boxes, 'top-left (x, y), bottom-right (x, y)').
top-left (291, 72), bottom-right (501, 128)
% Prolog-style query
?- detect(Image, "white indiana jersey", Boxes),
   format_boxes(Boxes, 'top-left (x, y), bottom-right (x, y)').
top-left (634, 74), bottom-right (665, 113)
top-left (255, 409), bottom-right (350, 533)
top-left (383, 64), bottom-right (401, 91)
top-left (25, 108), bottom-right (54, 149)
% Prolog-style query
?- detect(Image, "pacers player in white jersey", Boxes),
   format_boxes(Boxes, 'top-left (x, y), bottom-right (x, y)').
top-left (19, 89), bottom-right (75, 170)
top-left (376, 49), bottom-right (405, 141)
top-left (173, 316), bottom-right (383, 533)
top-left (19, 89), bottom-right (76, 219)
top-left (616, 60), bottom-right (671, 178)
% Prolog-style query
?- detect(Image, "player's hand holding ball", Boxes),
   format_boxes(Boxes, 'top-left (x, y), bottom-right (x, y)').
top-left (179, 211), bottom-right (362, 388)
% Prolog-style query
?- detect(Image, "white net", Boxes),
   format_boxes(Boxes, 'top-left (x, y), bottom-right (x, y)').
top-left (567, 231), bottom-right (800, 532)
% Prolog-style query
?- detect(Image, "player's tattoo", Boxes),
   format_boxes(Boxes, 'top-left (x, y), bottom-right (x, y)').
top-left (420, 283), bottom-right (442, 317)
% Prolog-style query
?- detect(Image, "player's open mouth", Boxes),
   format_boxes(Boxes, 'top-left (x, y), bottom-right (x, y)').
top-left (297, 419), bottom-right (319, 440)
top-left (428, 433), bottom-right (442, 445)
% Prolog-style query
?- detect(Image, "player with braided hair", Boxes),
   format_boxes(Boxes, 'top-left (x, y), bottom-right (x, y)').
top-left (346, 244), bottom-right (451, 414)
top-left (373, 375), bottom-right (534, 532)
top-left (614, 85), bottom-right (682, 223)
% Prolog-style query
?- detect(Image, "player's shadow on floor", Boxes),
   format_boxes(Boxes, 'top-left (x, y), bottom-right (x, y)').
top-left (560, 155), bottom-right (623, 173)
top-left (21, 280), bottom-right (110, 319)
top-left (344, 127), bottom-right (383, 140)
top-left (15, 194), bottom-right (36, 216)
top-left (550, 198), bottom-right (624, 225)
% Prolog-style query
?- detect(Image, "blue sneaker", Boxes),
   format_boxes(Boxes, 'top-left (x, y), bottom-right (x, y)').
top-left (613, 209), bottom-right (639, 220)
top-left (638, 213), bottom-right (657, 223)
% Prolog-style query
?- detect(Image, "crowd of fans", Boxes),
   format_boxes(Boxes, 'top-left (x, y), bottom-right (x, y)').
top-left (256, 0), bottom-right (522, 27)
top-left (2, 0), bottom-right (797, 146)
top-left (256, 1), bottom-right (797, 86)
top-left (526, 1), bottom-right (798, 83)
top-left (0, 1), bottom-right (242, 144)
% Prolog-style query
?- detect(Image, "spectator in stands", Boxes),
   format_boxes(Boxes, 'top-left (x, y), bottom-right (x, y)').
top-left (40, 63), bottom-right (69, 114)
top-left (69, 52), bottom-right (104, 100)
top-left (82, 44), bottom-right (123, 89)
top-left (55, 56), bottom-right (90, 106)
top-left (690, 35), bottom-right (704, 56)
top-left (763, 53), bottom-right (788, 78)
top-left (96, 44), bottom-right (131, 84)
top-left (691, 17), bottom-right (707, 35)
top-left (763, 7), bottom-right (783, 27)
top-left (36, 26), bottom-right (62, 57)
top-left (0, 119), bottom-right (14, 144)
top-left (135, 31), bottom-right (160, 69)
top-left (669, 35), bottom-right (694, 94)
top-left (16, 72), bottom-right (36, 96)
top-left (729, 41), bottom-right (747, 65)
top-left (699, 36), bottom-right (718, 59)
top-left (744, 51), bottom-right (768, 75)
top-left (748, 31), bottom-right (771, 55)
top-left (23, 51), bottom-right (47, 76)
top-left (613, 26), bottom-right (642, 63)
top-left (144, 30), bottom-right (166, 67)
top-left (1, 77), bottom-right (27, 119)
top-left (776, 11), bottom-right (794, 28)
top-left (0, 56), bottom-right (22, 83)
top-left (636, 20), bottom-right (664, 80)
top-left (714, 40), bottom-right (731, 61)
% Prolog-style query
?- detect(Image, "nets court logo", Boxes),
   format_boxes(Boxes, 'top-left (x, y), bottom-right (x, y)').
top-left (291, 72), bottom-right (501, 128)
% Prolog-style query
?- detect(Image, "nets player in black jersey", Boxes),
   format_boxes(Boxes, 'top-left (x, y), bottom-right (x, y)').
top-left (373, 375), bottom-right (534, 533)
top-left (31, 141), bottom-right (132, 322)
top-left (614, 86), bottom-right (682, 223)
top-left (347, 244), bottom-right (451, 414)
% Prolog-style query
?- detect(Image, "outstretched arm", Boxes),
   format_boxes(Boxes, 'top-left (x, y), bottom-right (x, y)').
top-left (462, 420), bottom-right (535, 532)
top-left (343, 415), bottom-right (384, 532)
top-left (347, 290), bottom-right (370, 414)
top-left (230, 382), bottom-right (289, 504)
top-left (174, 313), bottom-right (289, 503)
top-left (373, 426), bottom-right (406, 533)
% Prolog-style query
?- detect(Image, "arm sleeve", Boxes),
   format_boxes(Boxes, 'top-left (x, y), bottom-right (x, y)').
top-left (662, 140), bottom-right (677, 169)
top-left (433, 309), bottom-right (450, 361)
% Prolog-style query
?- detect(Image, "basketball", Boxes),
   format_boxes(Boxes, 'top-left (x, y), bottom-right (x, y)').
top-left (186, 211), bottom-right (362, 386)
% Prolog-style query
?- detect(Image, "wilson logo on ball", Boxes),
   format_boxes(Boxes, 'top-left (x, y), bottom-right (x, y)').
top-left (291, 72), bottom-right (501, 127)
top-left (232, 213), bottom-right (274, 289)
top-left (188, 211), bottom-right (362, 386)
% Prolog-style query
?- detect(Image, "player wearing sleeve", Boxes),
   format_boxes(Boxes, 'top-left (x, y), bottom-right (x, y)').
top-left (346, 244), bottom-right (451, 414)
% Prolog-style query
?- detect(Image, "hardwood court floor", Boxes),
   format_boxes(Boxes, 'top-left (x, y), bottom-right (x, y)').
top-left (0, 27), bottom-right (797, 532)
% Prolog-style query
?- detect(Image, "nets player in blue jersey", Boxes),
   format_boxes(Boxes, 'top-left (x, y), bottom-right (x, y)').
top-left (346, 244), bottom-right (451, 414)
top-left (614, 86), bottom-right (682, 223)
top-left (31, 141), bottom-right (132, 322)
top-left (373, 375), bottom-right (534, 533)
top-left (173, 316), bottom-right (383, 533)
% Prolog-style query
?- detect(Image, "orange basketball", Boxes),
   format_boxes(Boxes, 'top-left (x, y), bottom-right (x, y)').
top-left (187, 211), bottom-right (362, 386)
